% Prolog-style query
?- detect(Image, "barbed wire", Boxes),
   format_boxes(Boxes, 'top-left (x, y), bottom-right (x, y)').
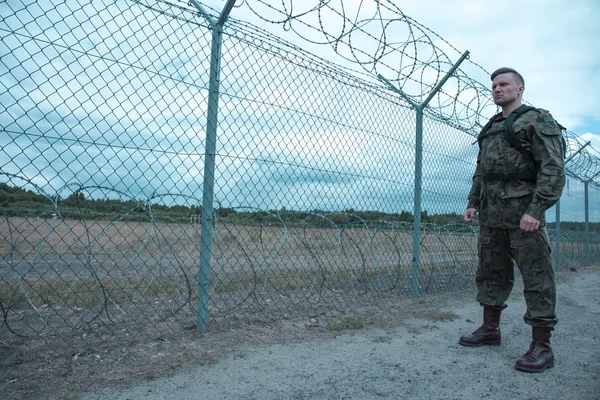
top-left (148, 0), bottom-right (494, 130)
top-left (132, 0), bottom-right (600, 187)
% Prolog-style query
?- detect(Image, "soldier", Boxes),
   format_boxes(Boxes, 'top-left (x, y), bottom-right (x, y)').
top-left (460, 67), bottom-right (566, 372)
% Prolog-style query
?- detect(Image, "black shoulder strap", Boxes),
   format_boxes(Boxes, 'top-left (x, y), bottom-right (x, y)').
top-left (503, 105), bottom-right (536, 147)
top-left (477, 112), bottom-right (502, 146)
top-left (504, 105), bottom-right (538, 172)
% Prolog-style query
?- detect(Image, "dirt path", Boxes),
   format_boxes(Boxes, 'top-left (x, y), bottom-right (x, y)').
top-left (78, 267), bottom-right (600, 400)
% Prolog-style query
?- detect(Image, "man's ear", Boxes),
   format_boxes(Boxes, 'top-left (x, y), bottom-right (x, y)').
top-left (518, 85), bottom-right (525, 96)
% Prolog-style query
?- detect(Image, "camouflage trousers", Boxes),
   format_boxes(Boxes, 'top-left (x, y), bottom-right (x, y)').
top-left (475, 225), bottom-right (557, 328)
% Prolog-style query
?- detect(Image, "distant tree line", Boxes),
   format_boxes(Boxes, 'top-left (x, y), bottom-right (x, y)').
top-left (0, 182), bottom-right (199, 223)
top-left (0, 182), bottom-right (597, 231)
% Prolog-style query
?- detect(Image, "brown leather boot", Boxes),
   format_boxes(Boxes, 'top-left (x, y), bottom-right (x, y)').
top-left (459, 306), bottom-right (502, 346)
top-left (515, 327), bottom-right (555, 372)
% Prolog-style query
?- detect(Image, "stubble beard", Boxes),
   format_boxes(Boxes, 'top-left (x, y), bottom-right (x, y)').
top-left (494, 94), bottom-right (518, 107)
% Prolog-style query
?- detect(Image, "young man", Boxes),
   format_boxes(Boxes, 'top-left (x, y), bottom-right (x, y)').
top-left (460, 67), bottom-right (566, 372)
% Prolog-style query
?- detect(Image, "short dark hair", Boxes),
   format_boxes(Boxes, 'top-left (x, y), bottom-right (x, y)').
top-left (491, 67), bottom-right (524, 86)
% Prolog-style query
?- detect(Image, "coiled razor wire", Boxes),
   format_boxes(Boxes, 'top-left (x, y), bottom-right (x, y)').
top-left (1, 173), bottom-right (598, 340)
top-left (1, 0), bottom-right (599, 346)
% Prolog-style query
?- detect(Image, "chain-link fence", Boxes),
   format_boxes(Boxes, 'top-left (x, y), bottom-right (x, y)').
top-left (547, 179), bottom-right (600, 269)
top-left (1, 0), bottom-right (599, 349)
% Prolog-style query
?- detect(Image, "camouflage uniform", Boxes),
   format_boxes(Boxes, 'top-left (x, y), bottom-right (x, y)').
top-left (467, 108), bottom-right (565, 328)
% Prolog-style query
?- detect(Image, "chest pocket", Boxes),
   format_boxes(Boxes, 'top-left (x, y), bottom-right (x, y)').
top-left (480, 128), bottom-right (521, 171)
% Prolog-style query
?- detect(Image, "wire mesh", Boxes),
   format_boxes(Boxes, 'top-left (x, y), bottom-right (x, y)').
top-left (0, 0), bottom-right (599, 350)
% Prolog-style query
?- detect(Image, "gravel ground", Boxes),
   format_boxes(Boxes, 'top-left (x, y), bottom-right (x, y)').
top-left (79, 266), bottom-right (600, 400)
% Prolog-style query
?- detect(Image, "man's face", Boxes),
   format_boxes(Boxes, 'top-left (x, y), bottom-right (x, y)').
top-left (492, 73), bottom-right (524, 106)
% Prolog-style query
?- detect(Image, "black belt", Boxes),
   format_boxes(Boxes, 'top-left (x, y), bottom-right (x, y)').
top-left (481, 170), bottom-right (537, 182)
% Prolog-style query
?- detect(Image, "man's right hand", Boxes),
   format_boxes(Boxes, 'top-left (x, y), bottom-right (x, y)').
top-left (464, 208), bottom-right (477, 222)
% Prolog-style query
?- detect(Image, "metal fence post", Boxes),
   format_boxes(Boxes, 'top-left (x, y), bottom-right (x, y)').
top-left (378, 50), bottom-right (469, 297)
top-left (190, 0), bottom-right (237, 332)
top-left (415, 51), bottom-right (469, 296)
top-left (584, 181), bottom-right (590, 266)
top-left (560, 140), bottom-right (590, 271)
top-left (584, 169), bottom-right (600, 267)
top-left (412, 107), bottom-right (424, 296)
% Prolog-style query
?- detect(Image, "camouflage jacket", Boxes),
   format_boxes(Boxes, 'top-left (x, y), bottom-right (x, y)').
top-left (467, 108), bottom-right (566, 228)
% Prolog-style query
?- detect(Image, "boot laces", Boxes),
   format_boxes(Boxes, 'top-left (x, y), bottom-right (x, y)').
top-left (525, 341), bottom-right (536, 355)
top-left (472, 324), bottom-right (494, 335)
top-left (473, 325), bottom-right (486, 335)
top-left (525, 340), bottom-right (544, 356)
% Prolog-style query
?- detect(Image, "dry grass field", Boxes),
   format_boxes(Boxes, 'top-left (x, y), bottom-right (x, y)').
top-left (2, 214), bottom-right (592, 349)
top-left (0, 217), bottom-right (478, 336)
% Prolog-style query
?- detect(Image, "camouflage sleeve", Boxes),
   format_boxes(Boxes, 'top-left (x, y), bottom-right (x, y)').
top-left (524, 111), bottom-right (566, 220)
top-left (466, 150), bottom-right (482, 209)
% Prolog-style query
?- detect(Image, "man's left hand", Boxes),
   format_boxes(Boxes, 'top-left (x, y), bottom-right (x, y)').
top-left (520, 214), bottom-right (540, 232)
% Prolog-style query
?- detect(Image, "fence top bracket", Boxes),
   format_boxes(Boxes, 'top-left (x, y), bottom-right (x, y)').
top-left (190, 0), bottom-right (236, 29)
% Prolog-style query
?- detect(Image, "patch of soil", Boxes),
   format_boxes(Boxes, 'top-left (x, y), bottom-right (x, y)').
top-left (0, 285), bottom-right (474, 400)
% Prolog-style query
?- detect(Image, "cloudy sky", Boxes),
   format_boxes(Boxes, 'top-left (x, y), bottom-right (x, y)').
top-left (1, 0), bottom-right (598, 221)
top-left (396, 0), bottom-right (600, 146)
